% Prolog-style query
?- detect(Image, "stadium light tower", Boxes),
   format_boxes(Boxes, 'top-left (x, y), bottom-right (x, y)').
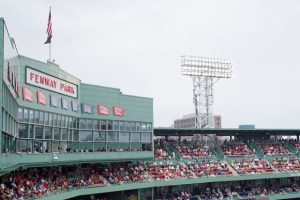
top-left (181, 55), bottom-right (232, 129)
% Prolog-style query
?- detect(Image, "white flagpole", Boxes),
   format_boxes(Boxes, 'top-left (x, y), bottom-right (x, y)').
top-left (49, 42), bottom-right (51, 61)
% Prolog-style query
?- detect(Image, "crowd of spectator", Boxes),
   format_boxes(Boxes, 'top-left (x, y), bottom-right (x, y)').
top-left (0, 162), bottom-right (152, 199)
top-left (0, 159), bottom-right (236, 199)
top-left (155, 149), bottom-right (170, 160)
top-left (186, 160), bottom-right (233, 177)
top-left (271, 157), bottom-right (300, 172)
top-left (147, 161), bottom-right (196, 180)
top-left (231, 158), bottom-right (274, 174)
top-left (155, 181), bottom-right (300, 200)
top-left (5, 138), bottom-right (300, 199)
top-left (176, 145), bottom-right (212, 159)
top-left (255, 141), bottom-right (290, 156)
top-left (221, 142), bottom-right (253, 156)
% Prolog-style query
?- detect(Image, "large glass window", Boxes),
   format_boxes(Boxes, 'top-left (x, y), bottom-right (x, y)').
top-left (119, 121), bottom-right (125, 131)
top-left (87, 119), bottom-right (93, 129)
top-left (74, 118), bottom-right (78, 129)
top-left (57, 115), bottom-right (61, 127)
top-left (54, 128), bottom-right (60, 140)
top-left (136, 123), bottom-right (141, 132)
top-left (61, 115), bottom-right (65, 127)
top-left (34, 110), bottom-right (39, 124)
top-left (80, 119), bottom-right (86, 129)
top-left (93, 131), bottom-right (106, 141)
top-left (52, 141), bottom-right (60, 152)
top-left (107, 131), bottom-right (118, 142)
top-left (73, 131), bottom-right (79, 142)
top-left (113, 121), bottom-right (119, 130)
top-left (44, 112), bottom-right (49, 125)
top-left (53, 114), bottom-right (57, 126)
top-left (39, 111), bottom-right (44, 124)
top-left (107, 120), bottom-right (112, 130)
top-left (79, 131), bottom-right (93, 141)
top-left (131, 132), bottom-right (140, 142)
top-left (17, 139), bottom-right (30, 153)
top-left (147, 123), bottom-right (152, 131)
top-left (49, 113), bottom-right (53, 126)
top-left (100, 120), bottom-right (106, 130)
top-left (141, 123), bottom-right (147, 131)
top-left (29, 125), bottom-right (34, 138)
top-left (68, 130), bottom-right (73, 141)
top-left (141, 132), bottom-right (151, 142)
top-left (93, 120), bottom-right (99, 129)
top-left (29, 110), bottom-right (34, 123)
top-left (18, 108), bottom-right (23, 121)
top-left (130, 122), bottom-right (136, 132)
top-left (125, 122), bottom-right (130, 131)
top-left (19, 124), bottom-right (28, 138)
top-left (68, 117), bottom-right (72, 128)
top-left (23, 108), bottom-right (29, 122)
top-left (61, 129), bottom-right (68, 140)
top-left (35, 126), bottom-right (43, 139)
top-left (45, 127), bottom-right (52, 139)
top-left (119, 132), bottom-right (129, 142)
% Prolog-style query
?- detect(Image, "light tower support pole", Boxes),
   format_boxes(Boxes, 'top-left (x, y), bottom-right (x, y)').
top-left (192, 76), bottom-right (215, 128)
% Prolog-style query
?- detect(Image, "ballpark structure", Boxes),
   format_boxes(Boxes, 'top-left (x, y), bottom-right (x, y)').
top-left (3, 18), bottom-right (300, 200)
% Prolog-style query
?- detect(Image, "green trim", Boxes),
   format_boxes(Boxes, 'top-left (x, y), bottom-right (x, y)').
top-left (35, 177), bottom-right (300, 200)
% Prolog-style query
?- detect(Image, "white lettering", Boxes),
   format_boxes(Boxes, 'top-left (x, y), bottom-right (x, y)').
top-left (26, 68), bottom-right (78, 98)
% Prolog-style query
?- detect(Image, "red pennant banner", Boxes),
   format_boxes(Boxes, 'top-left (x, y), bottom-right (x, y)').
top-left (97, 104), bottom-right (110, 115)
top-left (37, 91), bottom-right (48, 105)
top-left (113, 106), bottom-right (125, 117)
top-left (22, 87), bottom-right (34, 102)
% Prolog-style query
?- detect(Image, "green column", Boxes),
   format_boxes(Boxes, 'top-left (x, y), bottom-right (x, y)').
top-left (0, 18), bottom-right (4, 154)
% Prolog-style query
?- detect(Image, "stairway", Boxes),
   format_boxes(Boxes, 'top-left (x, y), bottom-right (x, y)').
top-left (247, 143), bottom-right (264, 158)
top-left (284, 141), bottom-right (297, 154)
top-left (211, 146), bottom-right (225, 160)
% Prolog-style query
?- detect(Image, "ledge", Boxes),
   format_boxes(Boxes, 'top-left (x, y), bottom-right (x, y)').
top-left (0, 151), bottom-right (153, 174)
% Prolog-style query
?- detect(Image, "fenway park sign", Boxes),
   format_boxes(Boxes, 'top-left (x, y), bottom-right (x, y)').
top-left (26, 67), bottom-right (78, 98)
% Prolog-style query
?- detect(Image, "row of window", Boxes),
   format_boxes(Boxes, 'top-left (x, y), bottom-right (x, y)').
top-left (16, 140), bottom-right (152, 153)
top-left (18, 123), bottom-right (151, 142)
top-left (2, 109), bottom-right (18, 136)
top-left (18, 108), bottom-right (77, 128)
top-left (18, 107), bottom-right (152, 131)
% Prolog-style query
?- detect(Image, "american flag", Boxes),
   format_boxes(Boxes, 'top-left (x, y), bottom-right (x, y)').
top-left (44, 7), bottom-right (52, 44)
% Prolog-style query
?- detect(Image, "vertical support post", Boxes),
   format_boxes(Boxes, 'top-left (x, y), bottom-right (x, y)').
top-left (0, 19), bottom-right (4, 154)
top-left (138, 189), bottom-right (141, 200)
top-left (152, 187), bottom-right (154, 200)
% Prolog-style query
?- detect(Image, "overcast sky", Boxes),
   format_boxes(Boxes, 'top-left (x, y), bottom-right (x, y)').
top-left (1, 0), bottom-right (300, 128)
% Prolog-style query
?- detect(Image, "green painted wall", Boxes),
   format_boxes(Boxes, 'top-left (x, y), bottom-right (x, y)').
top-left (16, 55), bottom-right (153, 122)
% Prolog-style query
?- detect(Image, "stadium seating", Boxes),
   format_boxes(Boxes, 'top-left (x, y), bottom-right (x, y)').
top-left (221, 142), bottom-right (253, 156)
top-left (271, 157), bottom-right (300, 172)
top-left (3, 139), bottom-right (300, 199)
top-left (231, 158), bottom-right (274, 174)
top-left (187, 160), bottom-right (233, 177)
top-left (255, 141), bottom-right (290, 156)
top-left (176, 145), bottom-right (212, 159)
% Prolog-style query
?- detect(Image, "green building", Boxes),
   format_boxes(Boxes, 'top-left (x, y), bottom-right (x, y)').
top-left (0, 18), bottom-right (153, 172)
